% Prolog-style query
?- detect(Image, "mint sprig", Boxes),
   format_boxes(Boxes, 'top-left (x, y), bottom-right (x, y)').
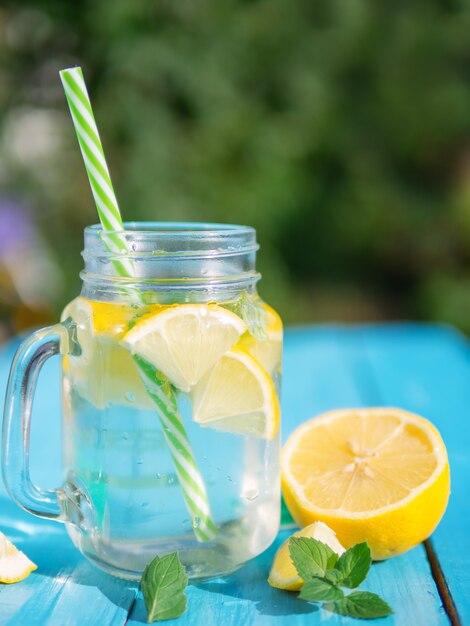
top-left (288, 538), bottom-right (393, 620)
top-left (141, 552), bottom-right (188, 623)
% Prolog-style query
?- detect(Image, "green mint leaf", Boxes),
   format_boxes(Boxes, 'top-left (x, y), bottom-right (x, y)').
top-left (324, 568), bottom-right (343, 585)
top-left (328, 591), bottom-right (393, 619)
top-left (289, 537), bottom-right (339, 580)
top-left (299, 578), bottom-right (344, 602)
top-left (335, 542), bottom-right (371, 588)
top-left (141, 552), bottom-right (188, 623)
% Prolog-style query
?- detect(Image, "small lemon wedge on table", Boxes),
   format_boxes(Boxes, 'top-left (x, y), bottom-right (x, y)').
top-left (268, 521), bottom-right (345, 590)
top-left (0, 532), bottom-right (36, 584)
top-left (282, 408), bottom-right (450, 560)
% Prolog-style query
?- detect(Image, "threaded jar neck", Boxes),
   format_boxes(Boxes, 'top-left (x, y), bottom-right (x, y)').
top-left (80, 222), bottom-right (260, 302)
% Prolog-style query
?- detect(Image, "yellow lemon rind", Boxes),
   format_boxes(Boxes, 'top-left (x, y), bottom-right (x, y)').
top-left (281, 407), bottom-right (450, 560)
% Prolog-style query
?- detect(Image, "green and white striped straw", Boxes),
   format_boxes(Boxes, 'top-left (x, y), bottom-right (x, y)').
top-left (60, 66), bottom-right (217, 542)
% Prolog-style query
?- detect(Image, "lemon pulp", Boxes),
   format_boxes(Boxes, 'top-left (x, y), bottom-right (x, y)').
top-left (282, 408), bottom-right (450, 559)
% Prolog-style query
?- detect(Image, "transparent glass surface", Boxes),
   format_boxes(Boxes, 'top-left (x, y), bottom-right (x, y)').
top-left (59, 223), bottom-right (282, 580)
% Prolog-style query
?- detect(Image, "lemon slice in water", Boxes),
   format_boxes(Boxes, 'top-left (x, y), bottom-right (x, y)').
top-left (61, 297), bottom-right (153, 409)
top-left (239, 302), bottom-right (283, 376)
top-left (122, 304), bottom-right (247, 392)
top-left (0, 532), bottom-right (37, 584)
top-left (191, 347), bottom-right (280, 439)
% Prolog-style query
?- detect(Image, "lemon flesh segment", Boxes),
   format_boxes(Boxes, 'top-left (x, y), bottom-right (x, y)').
top-left (268, 521), bottom-right (345, 590)
top-left (191, 347), bottom-right (280, 439)
top-left (282, 407), bottom-right (450, 559)
top-left (61, 297), bottom-right (154, 409)
top-left (239, 302), bottom-right (283, 375)
top-left (0, 532), bottom-right (37, 583)
top-left (122, 304), bottom-right (247, 392)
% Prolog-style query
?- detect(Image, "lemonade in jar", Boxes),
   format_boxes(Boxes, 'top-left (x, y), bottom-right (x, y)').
top-left (3, 223), bottom-right (282, 580)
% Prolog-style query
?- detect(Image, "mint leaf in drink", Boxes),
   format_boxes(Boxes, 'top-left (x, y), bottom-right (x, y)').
top-left (328, 591), bottom-right (393, 619)
top-left (289, 537), bottom-right (339, 580)
top-left (334, 542), bottom-right (371, 588)
top-left (299, 578), bottom-right (344, 602)
top-left (141, 552), bottom-right (188, 623)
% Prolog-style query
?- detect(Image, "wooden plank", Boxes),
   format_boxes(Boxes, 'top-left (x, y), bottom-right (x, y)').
top-left (361, 323), bottom-right (470, 625)
top-left (127, 326), bottom-right (448, 626)
top-left (0, 341), bottom-right (139, 626)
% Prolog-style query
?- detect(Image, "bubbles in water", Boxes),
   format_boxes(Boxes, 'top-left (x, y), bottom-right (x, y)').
top-left (227, 475), bottom-right (233, 482)
top-left (156, 472), bottom-right (162, 479)
top-left (242, 489), bottom-right (259, 501)
top-left (141, 502), bottom-right (149, 508)
top-left (168, 476), bottom-right (175, 485)
top-left (136, 459), bottom-right (143, 465)
top-left (121, 433), bottom-right (129, 441)
top-left (192, 516), bottom-right (201, 529)
top-left (126, 391), bottom-right (136, 402)
top-left (202, 455), bottom-right (208, 461)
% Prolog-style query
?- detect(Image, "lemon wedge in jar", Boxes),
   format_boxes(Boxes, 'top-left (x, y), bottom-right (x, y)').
top-left (61, 297), bottom-right (154, 409)
top-left (122, 304), bottom-right (247, 392)
top-left (239, 302), bottom-right (283, 376)
top-left (191, 347), bottom-right (280, 439)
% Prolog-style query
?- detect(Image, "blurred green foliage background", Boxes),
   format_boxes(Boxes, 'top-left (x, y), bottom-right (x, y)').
top-left (0, 0), bottom-right (469, 338)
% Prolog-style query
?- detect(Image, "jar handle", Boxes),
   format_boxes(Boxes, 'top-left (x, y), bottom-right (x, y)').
top-left (2, 320), bottom-right (76, 520)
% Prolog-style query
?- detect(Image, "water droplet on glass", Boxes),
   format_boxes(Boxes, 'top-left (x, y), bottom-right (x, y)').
top-left (121, 433), bottom-right (129, 441)
top-left (126, 391), bottom-right (136, 402)
top-left (168, 477), bottom-right (175, 485)
top-left (136, 459), bottom-right (143, 465)
top-left (216, 466), bottom-right (222, 472)
top-left (141, 502), bottom-right (149, 508)
top-left (227, 475), bottom-right (233, 482)
top-left (192, 516), bottom-right (201, 529)
top-left (202, 455), bottom-right (207, 461)
top-left (156, 472), bottom-right (162, 479)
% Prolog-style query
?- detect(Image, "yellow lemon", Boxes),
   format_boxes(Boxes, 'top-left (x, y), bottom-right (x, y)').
top-left (0, 532), bottom-right (37, 583)
top-left (239, 302), bottom-right (282, 376)
top-left (122, 304), bottom-right (247, 392)
top-left (282, 408), bottom-right (450, 560)
top-left (268, 521), bottom-right (345, 590)
top-left (61, 297), bottom-right (155, 409)
top-left (191, 347), bottom-right (280, 439)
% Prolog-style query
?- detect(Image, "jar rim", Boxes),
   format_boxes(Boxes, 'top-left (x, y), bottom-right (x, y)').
top-left (81, 221), bottom-right (260, 299)
top-left (85, 221), bottom-right (256, 239)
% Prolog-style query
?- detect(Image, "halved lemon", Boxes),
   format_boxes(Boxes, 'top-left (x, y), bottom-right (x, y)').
top-left (0, 532), bottom-right (37, 583)
top-left (122, 304), bottom-right (247, 392)
top-left (268, 521), bottom-right (345, 590)
top-left (191, 347), bottom-right (280, 439)
top-left (282, 408), bottom-right (450, 559)
top-left (239, 302), bottom-right (283, 376)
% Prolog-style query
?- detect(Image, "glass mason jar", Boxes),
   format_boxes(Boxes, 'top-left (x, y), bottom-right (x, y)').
top-left (2, 222), bottom-right (282, 580)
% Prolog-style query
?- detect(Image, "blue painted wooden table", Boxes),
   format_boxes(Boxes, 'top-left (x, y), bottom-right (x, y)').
top-left (0, 323), bottom-right (468, 625)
